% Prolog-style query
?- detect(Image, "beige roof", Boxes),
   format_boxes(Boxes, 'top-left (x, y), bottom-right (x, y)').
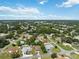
top-left (8, 47), bottom-right (19, 53)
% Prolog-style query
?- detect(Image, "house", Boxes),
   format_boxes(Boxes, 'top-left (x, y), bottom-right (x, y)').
top-left (23, 34), bottom-right (32, 39)
top-left (0, 33), bottom-right (8, 38)
top-left (36, 35), bottom-right (48, 43)
top-left (36, 35), bottom-right (44, 42)
top-left (7, 47), bottom-right (20, 58)
top-left (44, 43), bottom-right (54, 54)
top-left (63, 43), bottom-right (72, 47)
top-left (8, 47), bottom-right (19, 54)
top-left (22, 45), bottom-right (32, 56)
top-left (0, 33), bottom-right (8, 37)
top-left (36, 51), bottom-right (41, 59)
top-left (21, 45), bottom-right (33, 58)
top-left (55, 37), bottom-right (61, 43)
top-left (33, 45), bottom-right (41, 51)
top-left (20, 41), bottom-right (25, 45)
top-left (73, 36), bottom-right (79, 40)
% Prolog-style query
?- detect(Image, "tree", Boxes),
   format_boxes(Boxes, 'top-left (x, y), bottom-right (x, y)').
top-left (41, 44), bottom-right (47, 53)
top-left (0, 24), bottom-right (8, 33)
top-left (11, 52), bottom-right (20, 58)
top-left (6, 31), bottom-right (14, 39)
top-left (26, 36), bottom-right (36, 45)
top-left (0, 38), bottom-right (10, 48)
top-left (51, 53), bottom-right (57, 59)
top-left (55, 46), bottom-right (57, 49)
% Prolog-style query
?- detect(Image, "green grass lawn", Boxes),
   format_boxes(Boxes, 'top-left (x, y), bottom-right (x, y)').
top-left (31, 48), bottom-right (36, 54)
top-left (58, 43), bottom-right (73, 51)
top-left (71, 54), bottom-right (79, 59)
top-left (0, 52), bottom-right (12, 59)
top-left (52, 47), bottom-right (61, 53)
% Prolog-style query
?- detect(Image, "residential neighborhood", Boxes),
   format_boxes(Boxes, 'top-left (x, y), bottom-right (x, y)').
top-left (0, 20), bottom-right (79, 59)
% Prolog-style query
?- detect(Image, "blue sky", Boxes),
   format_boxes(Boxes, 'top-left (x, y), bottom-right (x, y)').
top-left (0, 0), bottom-right (79, 20)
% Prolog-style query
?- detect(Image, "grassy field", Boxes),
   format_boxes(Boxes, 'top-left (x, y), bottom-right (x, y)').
top-left (71, 54), bottom-right (79, 59)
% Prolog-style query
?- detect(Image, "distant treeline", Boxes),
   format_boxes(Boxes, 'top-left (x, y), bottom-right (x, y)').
top-left (0, 20), bottom-right (79, 25)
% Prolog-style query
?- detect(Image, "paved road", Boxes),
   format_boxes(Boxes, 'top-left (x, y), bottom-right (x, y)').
top-left (15, 53), bottom-right (51, 59)
top-left (46, 35), bottom-right (79, 56)
top-left (16, 57), bottom-right (32, 59)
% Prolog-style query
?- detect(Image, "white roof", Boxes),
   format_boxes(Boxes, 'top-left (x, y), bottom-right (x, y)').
top-left (22, 46), bottom-right (31, 53)
top-left (0, 33), bottom-right (8, 36)
top-left (74, 36), bottom-right (79, 39)
top-left (44, 43), bottom-right (53, 50)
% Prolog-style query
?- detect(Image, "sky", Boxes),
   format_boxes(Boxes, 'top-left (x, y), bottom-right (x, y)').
top-left (0, 0), bottom-right (79, 20)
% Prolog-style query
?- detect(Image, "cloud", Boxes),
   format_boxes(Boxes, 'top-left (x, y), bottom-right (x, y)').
top-left (39, 0), bottom-right (47, 5)
top-left (40, 14), bottom-right (73, 20)
top-left (0, 14), bottom-right (73, 20)
top-left (0, 6), bottom-right (41, 20)
top-left (0, 6), bottom-right (73, 20)
top-left (0, 6), bottom-right (40, 15)
top-left (57, 0), bottom-right (79, 8)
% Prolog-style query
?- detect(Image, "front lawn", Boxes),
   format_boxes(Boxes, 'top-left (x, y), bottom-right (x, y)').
top-left (52, 47), bottom-right (61, 53)
top-left (0, 52), bottom-right (12, 59)
top-left (31, 48), bottom-right (36, 54)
